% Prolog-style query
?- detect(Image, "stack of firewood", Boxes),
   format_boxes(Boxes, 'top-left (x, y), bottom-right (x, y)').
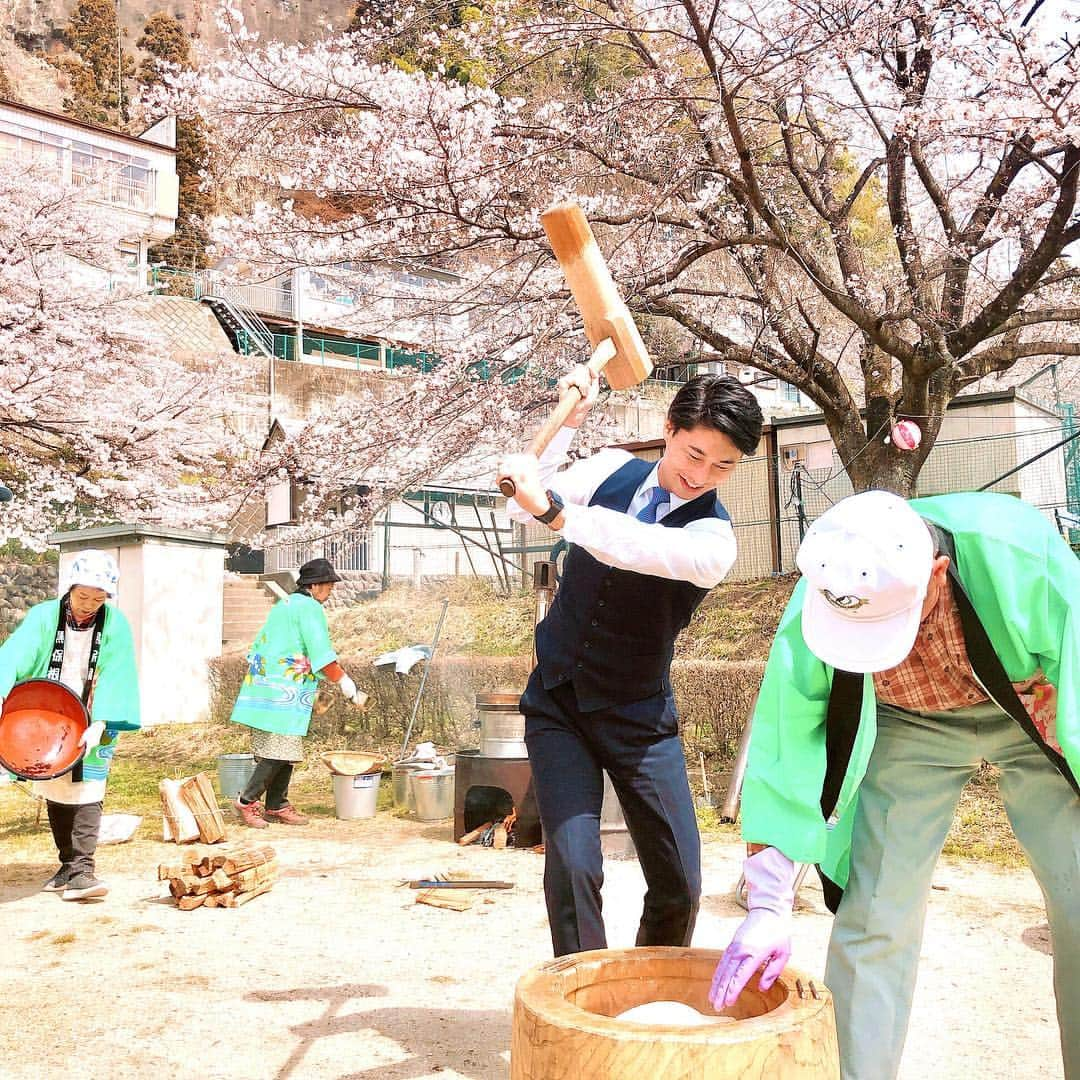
top-left (159, 773), bottom-right (227, 844)
top-left (158, 843), bottom-right (278, 910)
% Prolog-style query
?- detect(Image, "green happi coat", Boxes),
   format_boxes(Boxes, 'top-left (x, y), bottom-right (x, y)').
top-left (0, 598), bottom-right (140, 781)
top-left (230, 592), bottom-right (337, 737)
top-left (740, 491), bottom-right (1080, 889)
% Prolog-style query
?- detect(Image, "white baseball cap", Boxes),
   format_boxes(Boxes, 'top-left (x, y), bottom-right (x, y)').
top-left (68, 550), bottom-right (120, 597)
top-left (796, 491), bottom-right (935, 673)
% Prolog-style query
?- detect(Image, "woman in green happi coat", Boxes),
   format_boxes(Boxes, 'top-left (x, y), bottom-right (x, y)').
top-left (0, 550), bottom-right (139, 901)
top-left (230, 558), bottom-right (366, 827)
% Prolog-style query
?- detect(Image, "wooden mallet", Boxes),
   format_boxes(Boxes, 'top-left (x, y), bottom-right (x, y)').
top-left (498, 202), bottom-right (654, 498)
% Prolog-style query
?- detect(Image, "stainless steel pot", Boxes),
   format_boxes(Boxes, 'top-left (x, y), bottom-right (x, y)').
top-left (476, 691), bottom-right (527, 759)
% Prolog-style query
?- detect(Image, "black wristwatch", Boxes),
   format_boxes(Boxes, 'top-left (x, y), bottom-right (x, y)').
top-left (534, 489), bottom-right (565, 526)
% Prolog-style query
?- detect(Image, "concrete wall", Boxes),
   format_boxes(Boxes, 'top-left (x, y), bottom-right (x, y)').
top-left (55, 528), bottom-right (227, 727)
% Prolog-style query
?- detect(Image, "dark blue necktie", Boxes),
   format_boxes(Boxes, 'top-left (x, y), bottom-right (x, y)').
top-left (635, 486), bottom-right (669, 523)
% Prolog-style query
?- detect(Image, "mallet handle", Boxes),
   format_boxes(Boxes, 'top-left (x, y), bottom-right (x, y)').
top-left (498, 338), bottom-right (616, 499)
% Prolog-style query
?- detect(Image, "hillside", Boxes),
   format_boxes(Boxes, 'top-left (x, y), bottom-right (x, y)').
top-left (1, 0), bottom-right (358, 110)
top-left (326, 574), bottom-right (799, 662)
top-left (4, 1), bottom-right (356, 59)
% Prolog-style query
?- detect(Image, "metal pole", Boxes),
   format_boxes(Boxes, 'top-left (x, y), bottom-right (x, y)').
top-left (399, 597), bottom-right (450, 760)
top-left (490, 510), bottom-right (513, 596)
top-left (793, 464), bottom-right (808, 542)
top-left (472, 503), bottom-right (509, 592)
top-left (381, 510), bottom-right (391, 591)
top-left (719, 693), bottom-right (758, 824)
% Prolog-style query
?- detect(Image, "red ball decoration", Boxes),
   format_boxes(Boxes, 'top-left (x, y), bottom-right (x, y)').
top-left (888, 419), bottom-right (922, 451)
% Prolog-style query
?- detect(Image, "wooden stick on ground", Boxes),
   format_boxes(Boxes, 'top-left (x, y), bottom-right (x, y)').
top-left (415, 889), bottom-right (473, 912)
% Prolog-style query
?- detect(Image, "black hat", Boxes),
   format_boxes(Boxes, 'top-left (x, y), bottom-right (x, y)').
top-left (296, 558), bottom-right (342, 586)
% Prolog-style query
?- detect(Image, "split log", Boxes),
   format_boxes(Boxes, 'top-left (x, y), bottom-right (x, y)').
top-left (193, 852), bottom-right (231, 876)
top-left (231, 859), bottom-right (279, 892)
top-left (221, 882), bottom-right (274, 908)
top-left (159, 778), bottom-right (200, 844)
top-left (204, 894), bottom-right (220, 909)
top-left (493, 823), bottom-right (508, 850)
top-left (180, 773), bottom-right (227, 844)
top-left (457, 821), bottom-right (494, 847)
top-left (222, 846), bottom-right (276, 875)
top-left (177, 894), bottom-right (207, 911)
top-left (211, 869), bottom-right (234, 891)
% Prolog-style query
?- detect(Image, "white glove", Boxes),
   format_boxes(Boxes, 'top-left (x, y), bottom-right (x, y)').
top-left (337, 675), bottom-right (367, 708)
top-left (709, 847), bottom-right (797, 1009)
top-left (79, 720), bottom-right (106, 751)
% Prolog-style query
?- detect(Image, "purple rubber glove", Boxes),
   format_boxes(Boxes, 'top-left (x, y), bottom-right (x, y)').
top-left (709, 847), bottom-right (797, 1010)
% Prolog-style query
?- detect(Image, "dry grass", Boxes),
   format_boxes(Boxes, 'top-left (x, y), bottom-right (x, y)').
top-left (941, 765), bottom-right (1025, 868)
top-left (677, 575), bottom-right (799, 661)
top-left (329, 578), bottom-right (536, 658)
top-left (326, 575), bottom-right (799, 664)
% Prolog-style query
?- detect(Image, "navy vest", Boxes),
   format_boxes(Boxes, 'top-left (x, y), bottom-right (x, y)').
top-left (535, 457), bottom-right (731, 711)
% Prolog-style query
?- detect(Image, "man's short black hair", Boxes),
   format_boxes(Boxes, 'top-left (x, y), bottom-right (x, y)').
top-left (667, 374), bottom-right (764, 456)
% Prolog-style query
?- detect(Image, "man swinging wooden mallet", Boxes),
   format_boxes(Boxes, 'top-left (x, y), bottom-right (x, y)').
top-left (498, 203), bottom-right (764, 956)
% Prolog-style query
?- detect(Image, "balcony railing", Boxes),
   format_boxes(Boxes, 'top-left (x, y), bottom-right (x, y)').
top-left (199, 274), bottom-right (295, 319)
top-left (264, 530), bottom-right (372, 573)
top-left (71, 166), bottom-right (154, 212)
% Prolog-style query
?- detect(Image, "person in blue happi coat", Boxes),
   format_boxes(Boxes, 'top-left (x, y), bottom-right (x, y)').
top-left (500, 365), bottom-right (763, 956)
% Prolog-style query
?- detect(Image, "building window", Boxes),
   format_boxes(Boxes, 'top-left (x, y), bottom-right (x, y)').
top-left (780, 382), bottom-right (800, 403)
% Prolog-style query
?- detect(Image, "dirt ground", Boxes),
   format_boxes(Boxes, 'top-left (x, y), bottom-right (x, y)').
top-left (0, 803), bottom-right (1064, 1079)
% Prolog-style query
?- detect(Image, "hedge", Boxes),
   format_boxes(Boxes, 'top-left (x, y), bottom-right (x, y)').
top-left (209, 654), bottom-right (764, 777)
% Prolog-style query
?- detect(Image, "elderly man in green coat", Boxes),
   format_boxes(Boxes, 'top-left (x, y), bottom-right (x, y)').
top-left (711, 490), bottom-right (1079, 1080)
top-left (0, 550), bottom-right (140, 901)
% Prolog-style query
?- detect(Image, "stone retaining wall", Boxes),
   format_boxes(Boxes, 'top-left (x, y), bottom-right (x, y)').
top-left (0, 561), bottom-right (56, 635)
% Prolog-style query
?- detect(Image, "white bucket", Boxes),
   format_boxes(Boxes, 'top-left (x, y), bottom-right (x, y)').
top-left (411, 767), bottom-right (455, 821)
top-left (332, 772), bottom-right (381, 819)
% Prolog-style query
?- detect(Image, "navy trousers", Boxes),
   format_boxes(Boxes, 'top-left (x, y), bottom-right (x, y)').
top-left (522, 673), bottom-right (702, 957)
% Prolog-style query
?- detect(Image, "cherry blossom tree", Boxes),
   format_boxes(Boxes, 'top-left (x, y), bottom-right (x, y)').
top-left (0, 158), bottom-right (251, 547)
top-left (157, 0), bottom-right (1079, 496)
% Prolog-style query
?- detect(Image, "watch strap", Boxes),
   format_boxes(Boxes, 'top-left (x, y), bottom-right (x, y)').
top-left (534, 489), bottom-right (564, 525)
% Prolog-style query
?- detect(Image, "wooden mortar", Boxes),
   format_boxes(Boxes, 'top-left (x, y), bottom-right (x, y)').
top-left (511, 946), bottom-right (839, 1079)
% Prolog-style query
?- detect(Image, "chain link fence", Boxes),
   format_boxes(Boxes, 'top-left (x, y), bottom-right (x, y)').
top-left (508, 420), bottom-right (1080, 585)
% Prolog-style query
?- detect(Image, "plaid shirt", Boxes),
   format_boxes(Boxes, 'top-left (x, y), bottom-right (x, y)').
top-left (872, 577), bottom-right (989, 712)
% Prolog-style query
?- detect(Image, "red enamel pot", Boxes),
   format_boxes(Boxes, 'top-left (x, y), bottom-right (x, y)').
top-left (0, 678), bottom-right (89, 781)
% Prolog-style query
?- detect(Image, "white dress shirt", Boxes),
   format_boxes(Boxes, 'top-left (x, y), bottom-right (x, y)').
top-left (506, 426), bottom-right (737, 589)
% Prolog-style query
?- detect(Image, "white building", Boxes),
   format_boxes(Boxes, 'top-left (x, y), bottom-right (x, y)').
top-left (0, 97), bottom-right (179, 278)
